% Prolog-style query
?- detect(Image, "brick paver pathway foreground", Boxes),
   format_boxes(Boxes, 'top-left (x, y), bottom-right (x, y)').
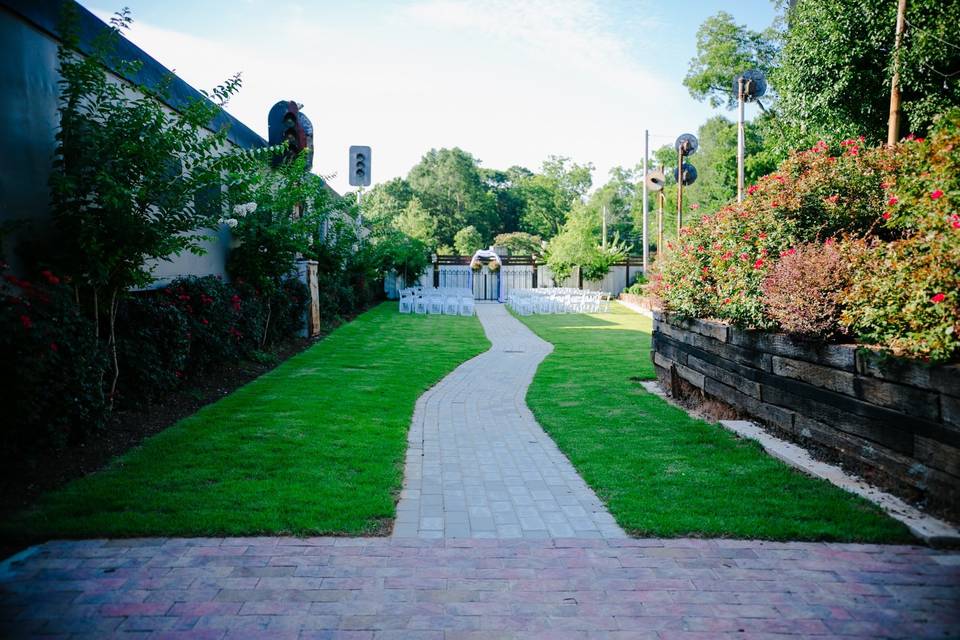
top-left (394, 303), bottom-right (624, 540)
top-left (1, 536), bottom-right (958, 638)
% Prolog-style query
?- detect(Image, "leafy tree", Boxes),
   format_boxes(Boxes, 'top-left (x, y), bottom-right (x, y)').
top-left (546, 204), bottom-right (628, 283)
top-left (494, 231), bottom-right (543, 255)
top-left (453, 225), bottom-right (484, 255)
top-left (362, 177), bottom-right (413, 233)
top-left (371, 228), bottom-right (429, 288)
top-left (393, 197), bottom-right (438, 249)
top-left (226, 153), bottom-right (333, 346)
top-left (481, 166), bottom-right (529, 234)
top-left (684, 11), bottom-right (779, 109)
top-left (774, 0), bottom-right (960, 143)
top-left (407, 148), bottom-right (498, 246)
top-left (50, 7), bottom-right (263, 403)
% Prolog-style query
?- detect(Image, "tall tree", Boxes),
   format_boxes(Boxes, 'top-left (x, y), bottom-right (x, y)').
top-left (406, 148), bottom-right (498, 247)
top-left (684, 11), bottom-right (779, 109)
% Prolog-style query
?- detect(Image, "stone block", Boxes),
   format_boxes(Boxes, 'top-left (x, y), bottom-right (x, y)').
top-left (943, 394), bottom-right (960, 431)
top-left (729, 329), bottom-right (856, 372)
top-left (914, 435), bottom-right (960, 478)
top-left (668, 315), bottom-right (730, 342)
top-left (853, 376), bottom-right (940, 422)
top-left (703, 377), bottom-right (794, 431)
top-left (857, 350), bottom-right (960, 396)
top-left (760, 385), bottom-right (914, 455)
top-left (771, 356), bottom-right (856, 396)
top-left (674, 362), bottom-right (705, 390)
top-left (687, 354), bottom-right (761, 399)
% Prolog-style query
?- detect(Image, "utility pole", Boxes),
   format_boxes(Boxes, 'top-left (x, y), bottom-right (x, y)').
top-left (601, 204), bottom-right (608, 251)
top-left (676, 151), bottom-right (684, 236)
top-left (887, 0), bottom-right (908, 145)
top-left (737, 75), bottom-right (746, 202)
top-left (642, 129), bottom-right (649, 273)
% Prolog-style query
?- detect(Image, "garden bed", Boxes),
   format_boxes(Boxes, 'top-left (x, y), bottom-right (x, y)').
top-left (651, 310), bottom-right (960, 522)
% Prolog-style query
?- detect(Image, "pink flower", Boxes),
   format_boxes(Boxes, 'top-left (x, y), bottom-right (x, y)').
top-left (887, 197), bottom-right (898, 206)
top-left (690, 203), bottom-right (700, 210)
top-left (826, 194), bottom-right (839, 204)
top-left (931, 189), bottom-right (945, 200)
top-left (931, 293), bottom-right (946, 304)
top-left (950, 214), bottom-right (960, 229)
top-left (739, 253), bottom-right (749, 261)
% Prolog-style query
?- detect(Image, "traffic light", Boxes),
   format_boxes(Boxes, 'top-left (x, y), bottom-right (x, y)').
top-left (349, 145), bottom-right (371, 187)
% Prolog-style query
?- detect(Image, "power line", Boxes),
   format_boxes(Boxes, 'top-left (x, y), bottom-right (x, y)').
top-left (905, 17), bottom-right (960, 51)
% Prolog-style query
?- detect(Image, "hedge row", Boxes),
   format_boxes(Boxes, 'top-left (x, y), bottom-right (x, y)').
top-left (0, 273), bottom-right (306, 457)
top-left (653, 109), bottom-right (960, 363)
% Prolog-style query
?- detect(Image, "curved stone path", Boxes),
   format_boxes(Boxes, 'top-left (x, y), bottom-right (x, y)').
top-left (393, 303), bottom-right (625, 540)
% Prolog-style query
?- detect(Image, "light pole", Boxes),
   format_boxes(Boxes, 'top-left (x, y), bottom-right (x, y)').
top-left (642, 129), bottom-right (649, 273)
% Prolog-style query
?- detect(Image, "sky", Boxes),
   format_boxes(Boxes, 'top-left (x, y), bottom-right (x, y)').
top-left (83, 0), bottom-right (777, 195)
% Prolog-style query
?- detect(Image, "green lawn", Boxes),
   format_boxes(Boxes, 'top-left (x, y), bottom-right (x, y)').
top-left (516, 302), bottom-right (913, 543)
top-left (3, 303), bottom-right (488, 540)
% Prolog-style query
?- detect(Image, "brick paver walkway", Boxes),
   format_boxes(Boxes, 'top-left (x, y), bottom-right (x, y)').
top-left (393, 303), bottom-right (625, 539)
top-left (1, 536), bottom-right (958, 638)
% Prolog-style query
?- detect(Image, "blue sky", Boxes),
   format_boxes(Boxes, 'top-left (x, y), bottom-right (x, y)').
top-left (83, 0), bottom-right (777, 194)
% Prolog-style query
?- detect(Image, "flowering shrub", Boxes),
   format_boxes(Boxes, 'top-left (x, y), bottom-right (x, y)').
top-left (761, 241), bottom-right (854, 339)
top-left (115, 294), bottom-right (190, 407)
top-left (840, 111), bottom-right (960, 361)
top-left (0, 270), bottom-right (107, 455)
top-left (655, 109), bottom-right (960, 362)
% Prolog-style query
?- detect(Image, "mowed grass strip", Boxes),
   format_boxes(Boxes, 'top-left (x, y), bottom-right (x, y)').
top-left (4, 303), bottom-right (488, 540)
top-left (517, 302), bottom-right (912, 542)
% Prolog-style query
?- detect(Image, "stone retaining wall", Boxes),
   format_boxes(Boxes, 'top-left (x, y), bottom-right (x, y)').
top-left (651, 311), bottom-right (960, 519)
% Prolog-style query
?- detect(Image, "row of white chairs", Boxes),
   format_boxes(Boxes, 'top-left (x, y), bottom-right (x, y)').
top-left (399, 287), bottom-right (475, 316)
top-left (506, 287), bottom-right (611, 315)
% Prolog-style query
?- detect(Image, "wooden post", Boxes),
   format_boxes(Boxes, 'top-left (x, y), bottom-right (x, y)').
top-left (676, 151), bottom-right (684, 237)
top-left (887, 0), bottom-right (908, 145)
top-left (531, 257), bottom-right (538, 288)
top-left (657, 192), bottom-right (664, 258)
top-left (625, 257), bottom-right (631, 288)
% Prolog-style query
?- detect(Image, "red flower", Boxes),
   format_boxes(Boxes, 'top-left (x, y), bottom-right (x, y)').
top-left (40, 270), bottom-right (60, 285)
top-left (931, 293), bottom-right (946, 304)
top-left (753, 259), bottom-right (764, 269)
top-left (20, 315), bottom-right (32, 329)
top-left (882, 212), bottom-right (891, 220)
top-left (931, 190), bottom-right (944, 200)
top-left (826, 194), bottom-right (839, 204)
top-left (175, 370), bottom-right (184, 378)
top-left (771, 201), bottom-right (779, 208)
top-left (887, 197), bottom-right (898, 206)
top-left (950, 214), bottom-right (960, 229)
top-left (178, 294), bottom-right (191, 301)
top-left (201, 318), bottom-right (209, 325)
top-left (723, 297), bottom-right (731, 304)
top-left (50, 342), bottom-right (58, 352)
top-left (747, 185), bottom-right (759, 195)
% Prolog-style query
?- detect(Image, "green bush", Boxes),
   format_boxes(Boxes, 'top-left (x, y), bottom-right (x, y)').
top-left (654, 109), bottom-right (960, 362)
top-left (115, 293), bottom-right (190, 408)
top-left (0, 269), bottom-right (107, 455)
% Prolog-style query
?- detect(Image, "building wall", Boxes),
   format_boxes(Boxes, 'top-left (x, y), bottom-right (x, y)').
top-left (0, 0), bottom-right (267, 282)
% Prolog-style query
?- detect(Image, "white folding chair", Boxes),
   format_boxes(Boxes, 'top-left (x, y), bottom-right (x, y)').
top-left (459, 297), bottom-right (475, 316)
top-left (414, 296), bottom-right (428, 314)
top-left (428, 295), bottom-right (444, 314)
top-left (444, 296), bottom-right (459, 315)
top-left (399, 290), bottom-right (414, 314)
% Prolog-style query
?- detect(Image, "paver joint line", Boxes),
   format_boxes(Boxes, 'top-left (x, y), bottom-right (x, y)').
top-left (393, 303), bottom-right (626, 540)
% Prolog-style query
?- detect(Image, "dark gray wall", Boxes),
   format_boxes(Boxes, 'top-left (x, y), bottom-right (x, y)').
top-left (0, 0), bottom-right (267, 283)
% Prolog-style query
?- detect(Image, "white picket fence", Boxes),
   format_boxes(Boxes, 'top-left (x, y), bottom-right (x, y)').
top-left (386, 263), bottom-right (642, 301)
